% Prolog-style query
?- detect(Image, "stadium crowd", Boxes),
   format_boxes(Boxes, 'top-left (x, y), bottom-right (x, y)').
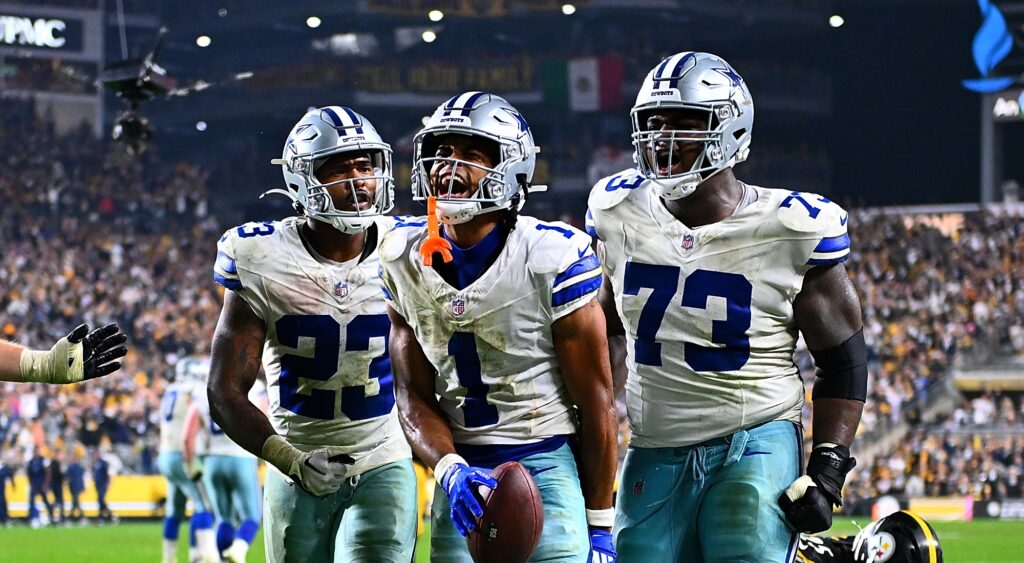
top-left (1, 100), bottom-right (1023, 515)
top-left (0, 100), bottom-right (221, 483)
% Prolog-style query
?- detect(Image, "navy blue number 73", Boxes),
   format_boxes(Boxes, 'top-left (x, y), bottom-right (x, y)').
top-left (623, 262), bottom-right (752, 371)
top-left (276, 314), bottom-right (395, 421)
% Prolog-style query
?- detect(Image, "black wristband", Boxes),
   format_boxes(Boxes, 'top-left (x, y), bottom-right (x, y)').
top-left (806, 444), bottom-right (856, 507)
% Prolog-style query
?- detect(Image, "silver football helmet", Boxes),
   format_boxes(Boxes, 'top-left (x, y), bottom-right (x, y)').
top-left (412, 91), bottom-right (544, 225)
top-left (632, 52), bottom-right (754, 200)
top-left (265, 106), bottom-right (394, 234)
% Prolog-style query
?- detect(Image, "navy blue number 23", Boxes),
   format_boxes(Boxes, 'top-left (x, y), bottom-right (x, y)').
top-left (276, 314), bottom-right (394, 421)
top-left (624, 263), bottom-right (752, 371)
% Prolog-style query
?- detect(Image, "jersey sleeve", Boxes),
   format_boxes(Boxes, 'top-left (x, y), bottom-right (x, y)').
top-left (213, 226), bottom-right (270, 320)
top-left (214, 229), bottom-right (242, 290)
top-left (379, 263), bottom-right (407, 319)
top-left (378, 227), bottom-right (414, 320)
top-left (584, 208), bottom-right (598, 239)
top-left (804, 201), bottom-right (850, 267)
top-left (776, 191), bottom-right (851, 269)
top-left (542, 226), bottom-right (603, 321)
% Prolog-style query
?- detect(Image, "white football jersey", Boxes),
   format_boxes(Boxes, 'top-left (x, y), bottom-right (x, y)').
top-left (379, 215), bottom-right (601, 446)
top-left (588, 169), bottom-right (851, 448)
top-left (159, 380), bottom-right (198, 454)
top-left (213, 215), bottom-right (411, 476)
top-left (191, 379), bottom-right (266, 458)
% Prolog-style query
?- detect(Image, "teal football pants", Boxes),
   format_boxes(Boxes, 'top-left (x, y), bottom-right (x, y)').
top-left (615, 420), bottom-right (801, 563)
top-left (202, 455), bottom-right (261, 523)
top-left (263, 458), bottom-right (417, 563)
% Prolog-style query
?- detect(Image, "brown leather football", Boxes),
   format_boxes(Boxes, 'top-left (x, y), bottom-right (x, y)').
top-left (468, 461), bottom-right (544, 563)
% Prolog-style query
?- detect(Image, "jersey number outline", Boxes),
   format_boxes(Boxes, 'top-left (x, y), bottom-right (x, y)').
top-left (276, 313), bottom-right (394, 421)
top-left (623, 262), bottom-right (752, 371)
top-left (448, 332), bottom-right (499, 428)
top-left (161, 390), bottom-right (178, 422)
top-left (236, 222), bottom-right (275, 238)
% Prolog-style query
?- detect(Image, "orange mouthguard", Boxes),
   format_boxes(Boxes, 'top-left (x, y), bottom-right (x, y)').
top-left (419, 196), bottom-right (453, 266)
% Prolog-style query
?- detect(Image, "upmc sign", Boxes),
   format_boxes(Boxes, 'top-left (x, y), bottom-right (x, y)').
top-left (0, 14), bottom-right (82, 51)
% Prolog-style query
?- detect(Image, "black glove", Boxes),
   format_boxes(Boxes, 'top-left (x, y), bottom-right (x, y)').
top-left (76, 323), bottom-right (129, 380)
top-left (778, 444), bottom-right (856, 534)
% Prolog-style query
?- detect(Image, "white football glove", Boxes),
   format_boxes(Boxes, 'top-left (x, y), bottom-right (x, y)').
top-left (20, 323), bottom-right (127, 384)
top-left (261, 435), bottom-right (353, 498)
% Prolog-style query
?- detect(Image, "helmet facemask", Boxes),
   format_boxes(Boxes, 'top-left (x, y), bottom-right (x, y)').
top-left (281, 146), bottom-right (395, 234)
top-left (266, 106), bottom-right (396, 235)
top-left (304, 148), bottom-right (393, 233)
top-left (412, 130), bottom-right (528, 225)
top-left (631, 102), bottom-right (746, 200)
top-left (631, 52), bottom-right (754, 200)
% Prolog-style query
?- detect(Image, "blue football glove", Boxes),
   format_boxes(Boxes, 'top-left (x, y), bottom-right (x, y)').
top-left (588, 529), bottom-right (616, 563)
top-left (441, 463), bottom-right (498, 537)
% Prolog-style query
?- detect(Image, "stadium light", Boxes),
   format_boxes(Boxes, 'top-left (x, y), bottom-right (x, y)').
top-left (306, 16), bottom-right (322, 29)
top-left (829, 15), bottom-right (844, 28)
top-left (562, 4), bottom-right (576, 15)
top-left (422, 30), bottom-right (437, 43)
top-left (428, 10), bottom-right (444, 22)
top-left (217, 8), bottom-right (227, 17)
top-left (195, 121), bottom-right (207, 132)
top-left (195, 35), bottom-right (211, 47)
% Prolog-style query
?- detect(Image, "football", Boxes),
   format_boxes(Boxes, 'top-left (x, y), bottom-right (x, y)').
top-left (468, 461), bottom-right (544, 563)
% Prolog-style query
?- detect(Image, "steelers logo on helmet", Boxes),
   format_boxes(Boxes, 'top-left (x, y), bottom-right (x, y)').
top-left (631, 51), bottom-right (754, 201)
top-left (264, 106), bottom-right (395, 234)
top-left (853, 511), bottom-right (943, 563)
top-left (412, 91), bottom-right (544, 225)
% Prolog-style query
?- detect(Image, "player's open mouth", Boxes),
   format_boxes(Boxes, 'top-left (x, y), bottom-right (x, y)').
top-left (655, 151), bottom-right (685, 175)
top-left (437, 174), bottom-right (472, 199)
top-left (345, 189), bottom-right (372, 210)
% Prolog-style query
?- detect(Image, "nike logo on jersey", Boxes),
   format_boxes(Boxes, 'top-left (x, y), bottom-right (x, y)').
top-left (529, 465), bottom-right (558, 477)
top-left (578, 246), bottom-right (589, 258)
top-left (742, 450), bottom-right (771, 457)
top-left (840, 213), bottom-right (849, 226)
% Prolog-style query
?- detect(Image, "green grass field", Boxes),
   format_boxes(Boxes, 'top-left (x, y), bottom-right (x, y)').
top-left (0, 518), bottom-right (1022, 561)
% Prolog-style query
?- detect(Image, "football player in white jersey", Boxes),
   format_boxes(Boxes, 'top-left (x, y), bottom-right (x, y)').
top-left (588, 52), bottom-right (867, 562)
top-left (380, 92), bottom-right (618, 562)
top-left (207, 106), bottom-right (416, 562)
top-left (184, 367), bottom-right (267, 563)
top-left (157, 357), bottom-right (218, 563)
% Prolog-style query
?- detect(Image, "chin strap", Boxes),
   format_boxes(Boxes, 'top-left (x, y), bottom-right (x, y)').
top-left (420, 196), bottom-right (453, 266)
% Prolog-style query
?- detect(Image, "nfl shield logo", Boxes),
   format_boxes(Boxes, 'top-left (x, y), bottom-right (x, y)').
top-left (452, 298), bottom-right (466, 316)
top-left (334, 281), bottom-right (349, 299)
top-left (681, 234), bottom-right (695, 250)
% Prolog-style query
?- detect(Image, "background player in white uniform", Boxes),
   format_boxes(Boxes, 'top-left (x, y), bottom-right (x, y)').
top-left (157, 356), bottom-right (218, 563)
top-left (207, 106), bottom-right (416, 562)
top-left (381, 92), bottom-right (618, 562)
top-left (184, 370), bottom-right (267, 563)
top-left (588, 52), bottom-right (867, 562)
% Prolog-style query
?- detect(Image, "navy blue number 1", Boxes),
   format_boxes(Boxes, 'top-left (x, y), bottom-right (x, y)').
top-left (448, 332), bottom-right (499, 427)
top-left (623, 263), bottom-right (752, 371)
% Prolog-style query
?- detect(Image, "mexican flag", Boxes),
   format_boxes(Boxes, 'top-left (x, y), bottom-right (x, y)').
top-left (544, 56), bottom-right (625, 112)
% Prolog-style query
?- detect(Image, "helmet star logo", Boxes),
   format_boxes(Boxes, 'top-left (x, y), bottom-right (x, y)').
top-left (498, 107), bottom-right (529, 133)
top-left (713, 67), bottom-right (743, 87)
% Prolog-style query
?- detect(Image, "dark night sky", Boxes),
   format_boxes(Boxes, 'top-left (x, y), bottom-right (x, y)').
top-left (830, 0), bottom-right (987, 205)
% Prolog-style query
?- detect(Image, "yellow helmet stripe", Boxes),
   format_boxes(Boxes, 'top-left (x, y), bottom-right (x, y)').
top-left (903, 510), bottom-right (938, 563)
